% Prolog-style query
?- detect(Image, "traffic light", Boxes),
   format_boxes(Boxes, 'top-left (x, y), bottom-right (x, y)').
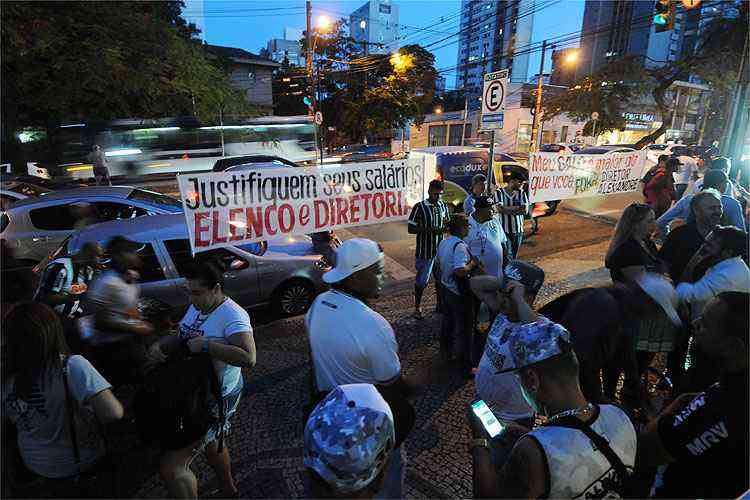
top-left (654, 0), bottom-right (676, 32)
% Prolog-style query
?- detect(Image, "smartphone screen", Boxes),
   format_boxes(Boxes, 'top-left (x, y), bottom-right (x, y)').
top-left (471, 399), bottom-right (504, 438)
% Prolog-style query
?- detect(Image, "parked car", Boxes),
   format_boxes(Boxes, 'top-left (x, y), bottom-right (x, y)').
top-left (1, 186), bottom-right (183, 263)
top-left (40, 214), bottom-right (328, 317)
top-left (574, 146), bottom-right (636, 155)
top-left (539, 143), bottom-right (581, 154)
top-left (212, 155), bottom-right (301, 172)
top-left (642, 143), bottom-right (694, 164)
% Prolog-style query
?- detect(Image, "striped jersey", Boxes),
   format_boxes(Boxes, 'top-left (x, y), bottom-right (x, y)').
top-left (495, 187), bottom-right (529, 234)
top-left (408, 199), bottom-right (451, 259)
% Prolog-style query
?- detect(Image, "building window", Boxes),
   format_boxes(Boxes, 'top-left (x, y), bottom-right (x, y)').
top-left (449, 124), bottom-right (464, 146)
top-left (464, 123), bottom-right (472, 138)
top-left (428, 125), bottom-right (447, 146)
top-left (560, 125), bottom-right (569, 142)
top-left (379, 3), bottom-right (391, 14)
top-left (248, 71), bottom-right (256, 84)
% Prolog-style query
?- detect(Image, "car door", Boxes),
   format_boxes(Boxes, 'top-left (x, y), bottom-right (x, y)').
top-left (135, 240), bottom-right (182, 309)
top-left (162, 238), bottom-right (262, 309)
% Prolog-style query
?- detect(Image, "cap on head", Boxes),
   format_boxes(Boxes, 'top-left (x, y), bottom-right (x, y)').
top-left (503, 260), bottom-right (545, 295)
top-left (323, 238), bottom-right (383, 284)
top-left (471, 174), bottom-right (487, 188)
top-left (473, 196), bottom-right (494, 210)
top-left (304, 384), bottom-right (395, 494)
top-left (490, 319), bottom-right (572, 374)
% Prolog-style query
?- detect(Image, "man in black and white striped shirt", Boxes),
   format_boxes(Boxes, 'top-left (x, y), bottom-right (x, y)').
top-left (408, 180), bottom-right (451, 319)
top-left (494, 171), bottom-right (529, 259)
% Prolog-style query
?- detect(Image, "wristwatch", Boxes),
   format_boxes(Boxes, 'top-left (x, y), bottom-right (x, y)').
top-left (469, 438), bottom-right (490, 451)
top-left (201, 338), bottom-right (209, 353)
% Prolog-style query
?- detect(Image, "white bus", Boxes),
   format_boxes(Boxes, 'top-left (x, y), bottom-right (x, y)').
top-left (18, 115), bottom-right (318, 179)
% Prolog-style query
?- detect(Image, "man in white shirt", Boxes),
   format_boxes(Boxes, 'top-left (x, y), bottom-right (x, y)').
top-left (465, 196), bottom-right (507, 280)
top-left (436, 214), bottom-right (481, 376)
top-left (677, 225), bottom-right (750, 320)
top-left (306, 238), bottom-right (401, 394)
top-left (674, 154), bottom-right (696, 199)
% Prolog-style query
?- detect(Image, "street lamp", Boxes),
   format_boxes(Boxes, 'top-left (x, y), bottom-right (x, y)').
top-left (316, 15), bottom-right (332, 32)
top-left (434, 107), bottom-right (443, 114)
top-left (360, 19), bottom-right (366, 30)
top-left (564, 50), bottom-right (579, 65)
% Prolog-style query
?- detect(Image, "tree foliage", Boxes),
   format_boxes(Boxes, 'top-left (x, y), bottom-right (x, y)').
top-left (1, 1), bottom-right (253, 166)
top-left (298, 19), bottom-right (438, 144)
top-left (542, 1), bottom-right (748, 147)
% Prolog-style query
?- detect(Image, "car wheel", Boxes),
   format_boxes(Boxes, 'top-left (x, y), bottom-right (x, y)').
top-left (273, 279), bottom-right (315, 317)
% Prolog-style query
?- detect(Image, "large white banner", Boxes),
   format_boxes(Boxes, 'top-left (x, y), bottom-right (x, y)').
top-left (527, 151), bottom-right (647, 202)
top-left (177, 159), bottom-right (427, 254)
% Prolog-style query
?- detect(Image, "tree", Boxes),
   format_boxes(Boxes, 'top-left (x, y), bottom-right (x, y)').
top-left (542, 1), bottom-right (748, 148)
top-left (302, 19), bottom-right (438, 144)
top-left (1, 1), bottom-right (253, 168)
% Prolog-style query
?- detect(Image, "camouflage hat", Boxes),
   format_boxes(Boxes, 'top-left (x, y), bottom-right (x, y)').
top-left (493, 318), bottom-right (572, 373)
top-left (303, 384), bottom-right (395, 494)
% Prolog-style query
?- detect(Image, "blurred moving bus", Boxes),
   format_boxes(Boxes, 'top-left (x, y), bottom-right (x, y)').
top-left (16, 115), bottom-right (317, 179)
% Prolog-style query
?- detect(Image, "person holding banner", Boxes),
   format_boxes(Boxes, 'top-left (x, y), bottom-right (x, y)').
top-left (407, 180), bottom-right (451, 320)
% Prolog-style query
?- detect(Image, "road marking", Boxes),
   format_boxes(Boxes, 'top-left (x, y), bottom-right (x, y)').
top-left (337, 228), bottom-right (416, 282)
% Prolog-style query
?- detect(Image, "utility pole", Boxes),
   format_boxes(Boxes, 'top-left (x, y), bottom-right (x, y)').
top-left (461, 94), bottom-right (468, 146)
top-left (530, 40), bottom-right (548, 152)
top-left (306, 0), bottom-right (320, 163)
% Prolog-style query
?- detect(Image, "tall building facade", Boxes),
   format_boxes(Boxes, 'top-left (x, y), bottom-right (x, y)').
top-left (181, 0), bottom-right (206, 40)
top-left (349, 0), bottom-right (400, 55)
top-left (266, 28), bottom-right (305, 67)
top-left (456, 0), bottom-right (536, 104)
top-left (574, 0), bottom-right (655, 80)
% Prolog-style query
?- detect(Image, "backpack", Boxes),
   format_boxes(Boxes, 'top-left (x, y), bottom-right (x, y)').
top-left (134, 343), bottom-right (225, 451)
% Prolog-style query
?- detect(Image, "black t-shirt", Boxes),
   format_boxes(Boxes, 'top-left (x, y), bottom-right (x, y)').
top-left (654, 371), bottom-right (749, 499)
top-left (658, 223), bottom-right (705, 283)
top-left (605, 237), bottom-right (660, 282)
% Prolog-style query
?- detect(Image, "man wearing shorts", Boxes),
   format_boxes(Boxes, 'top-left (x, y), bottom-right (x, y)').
top-left (407, 180), bottom-right (450, 319)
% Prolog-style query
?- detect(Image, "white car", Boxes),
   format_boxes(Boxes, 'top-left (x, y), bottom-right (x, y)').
top-left (540, 144), bottom-right (581, 154)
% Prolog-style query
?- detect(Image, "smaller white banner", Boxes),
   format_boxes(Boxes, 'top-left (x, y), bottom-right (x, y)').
top-left (527, 150), bottom-right (648, 202)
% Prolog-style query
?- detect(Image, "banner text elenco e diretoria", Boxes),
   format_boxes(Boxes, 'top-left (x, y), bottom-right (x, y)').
top-left (177, 160), bottom-right (426, 253)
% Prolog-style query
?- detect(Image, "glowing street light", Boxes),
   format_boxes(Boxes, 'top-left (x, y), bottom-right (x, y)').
top-left (565, 50), bottom-right (579, 65)
top-left (316, 15), bottom-right (332, 32)
top-left (434, 107), bottom-right (443, 114)
top-left (390, 52), bottom-right (414, 73)
top-left (360, 19), bottom-right (367, 30)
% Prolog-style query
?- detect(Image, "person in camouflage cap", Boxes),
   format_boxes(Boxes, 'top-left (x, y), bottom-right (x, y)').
top-left (304, 384), bottom-right (395, 497)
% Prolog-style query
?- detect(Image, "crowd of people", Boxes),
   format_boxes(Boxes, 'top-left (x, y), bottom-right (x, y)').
top-left (0, 150), bottom-right (748, 499)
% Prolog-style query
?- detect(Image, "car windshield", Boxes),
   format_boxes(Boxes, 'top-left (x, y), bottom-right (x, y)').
top-left (226, 161), bottom-right (292, 172)
top-left (649, 144), bottom-right (668, 150)
top-left (540, 144), bottom-right (564, 152)
top-left (127, 189), bottom-right (182, 210)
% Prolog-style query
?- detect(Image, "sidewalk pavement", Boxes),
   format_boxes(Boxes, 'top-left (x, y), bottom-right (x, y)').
top-left (130, 242), bottom-right (611, 499)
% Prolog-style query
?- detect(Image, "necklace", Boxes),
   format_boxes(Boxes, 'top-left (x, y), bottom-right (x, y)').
top-left (547, 402), bottom-right (595, 422)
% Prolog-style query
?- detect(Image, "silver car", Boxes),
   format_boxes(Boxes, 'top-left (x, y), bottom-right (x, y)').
top-left (1, 186), bottom-right (183, 263)
top-left (46, 213), bottom-right (328, 317)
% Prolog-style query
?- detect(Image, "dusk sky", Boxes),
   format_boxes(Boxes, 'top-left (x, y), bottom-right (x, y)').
top-left (183, 0), bottom-right (586, 89)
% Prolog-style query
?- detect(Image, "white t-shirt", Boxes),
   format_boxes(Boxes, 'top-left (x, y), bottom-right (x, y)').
top-left (674, 155), bottom-right (698, 185)
top-left (2, 355), bottom-right (111, 479)
top-left (178, 298), bottom-right (253, 396)
top-left (305, 289), bottom-right (401, 392)
top-left (87, 270), bottom-right (140, 344)
top-left (466, 216), bottom-right (506, 280)
top-left (474, 314), bottom-right (553, 421)
top-left (436, 235), bottom-right (471, 296)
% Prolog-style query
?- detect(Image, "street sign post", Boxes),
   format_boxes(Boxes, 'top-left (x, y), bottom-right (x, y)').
top-left (480, 70), bottom-right (509, 190)
top-left (480, 69), bottom-right (509, 131)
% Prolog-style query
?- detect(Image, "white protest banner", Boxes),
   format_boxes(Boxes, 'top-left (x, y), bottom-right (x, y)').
top-left (177, 159), bottom-right (427, 254)
top-left (527, 150), bottom-right (647, 202)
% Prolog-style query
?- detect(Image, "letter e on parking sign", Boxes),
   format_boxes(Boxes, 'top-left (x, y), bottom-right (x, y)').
top-left (481, 69), bottom-right (508, 130)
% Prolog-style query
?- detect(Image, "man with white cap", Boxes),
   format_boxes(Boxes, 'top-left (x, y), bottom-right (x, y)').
top-left (304, 383), bottom-right (402, 498)
top-left (305, 238), bottom-right (401, 399)
top-left (468, 320), bottom-right (637, 499)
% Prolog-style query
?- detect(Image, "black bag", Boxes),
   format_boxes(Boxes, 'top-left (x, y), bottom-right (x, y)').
top-left (134, 344), bottom-right (225, 452)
